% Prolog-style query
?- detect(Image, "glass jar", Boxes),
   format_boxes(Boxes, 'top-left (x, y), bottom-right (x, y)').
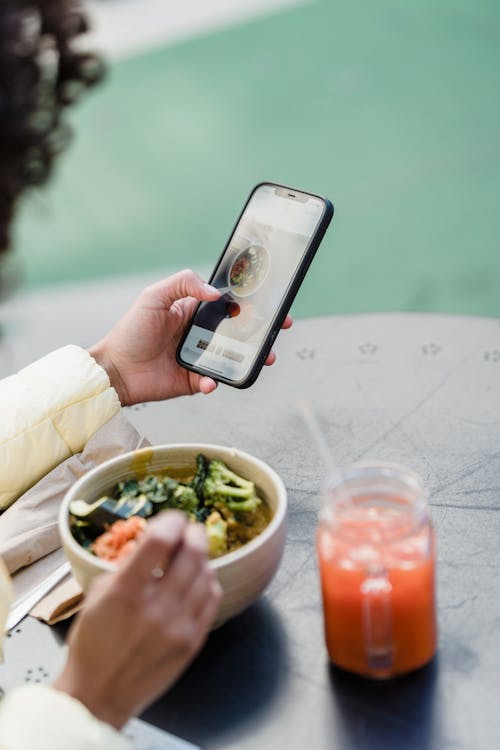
top-left (317, 462), bottom-right (437, 678)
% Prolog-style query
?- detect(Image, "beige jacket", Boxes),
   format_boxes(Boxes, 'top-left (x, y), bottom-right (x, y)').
top-left (0, 346), bottom-right (128, 750)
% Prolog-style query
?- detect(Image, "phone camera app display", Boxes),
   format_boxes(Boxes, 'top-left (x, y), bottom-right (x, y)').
top-left (180, 185), bottom-right (325, 382)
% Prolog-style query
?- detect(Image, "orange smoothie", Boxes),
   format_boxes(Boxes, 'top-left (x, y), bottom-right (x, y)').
top-left (317, 504), bottom-right (437, 678)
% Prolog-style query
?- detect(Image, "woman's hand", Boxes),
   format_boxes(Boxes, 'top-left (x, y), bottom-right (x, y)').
top-left (88, 269), bottom-right (292, 405)
top-left (53, 511), bottom-right (222, 729)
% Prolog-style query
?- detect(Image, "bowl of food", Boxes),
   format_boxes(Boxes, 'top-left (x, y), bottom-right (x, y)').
top-left (227, 243), bottom-right (270, 297)
top-left (59, 444), bottom-right (287, 627)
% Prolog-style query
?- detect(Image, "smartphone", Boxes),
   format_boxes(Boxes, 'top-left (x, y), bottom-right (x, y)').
top-left (176, 182), bottom-right (333, 388)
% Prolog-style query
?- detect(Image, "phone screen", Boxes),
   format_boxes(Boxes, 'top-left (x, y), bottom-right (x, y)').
top-left (179, 183), bottom-right (328, 383)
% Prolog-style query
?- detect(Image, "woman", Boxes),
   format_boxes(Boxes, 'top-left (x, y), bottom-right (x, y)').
top-left (0, 3), bottom-right (290, 747)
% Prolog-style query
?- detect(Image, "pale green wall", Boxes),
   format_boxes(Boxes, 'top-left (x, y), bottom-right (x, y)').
top-left (14, 0), bottom-right (500, 317)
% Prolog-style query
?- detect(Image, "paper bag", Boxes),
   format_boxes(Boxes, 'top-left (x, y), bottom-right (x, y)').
top-left (0, 410), bottom-right (149, 622)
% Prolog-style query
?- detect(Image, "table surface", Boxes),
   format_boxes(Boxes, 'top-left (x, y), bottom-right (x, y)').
top-left (1, 281), bottom-right (500, 750)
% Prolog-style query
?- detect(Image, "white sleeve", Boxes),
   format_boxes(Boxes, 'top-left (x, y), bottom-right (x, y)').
top-left (0, 346), bottom-right (121, 510)
top-left (0, 685), bottom-right (130, 750)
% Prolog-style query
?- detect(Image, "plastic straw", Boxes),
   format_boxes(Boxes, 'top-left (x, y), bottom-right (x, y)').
top-left (297, 399), bottom-right (336, 475)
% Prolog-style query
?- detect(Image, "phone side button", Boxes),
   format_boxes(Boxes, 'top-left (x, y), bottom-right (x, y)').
top-left (269, 328), bottom-right (279, 346)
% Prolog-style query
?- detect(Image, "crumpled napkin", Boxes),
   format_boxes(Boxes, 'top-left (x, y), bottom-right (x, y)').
top-left (0, 411), bottom-right (149, 624)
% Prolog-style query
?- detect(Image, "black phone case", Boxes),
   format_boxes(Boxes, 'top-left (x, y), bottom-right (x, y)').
top-left (176, 181), bottom-right (334, 388)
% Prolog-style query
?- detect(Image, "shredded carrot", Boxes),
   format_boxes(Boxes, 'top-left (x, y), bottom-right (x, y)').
top-left (91, 516), bottom-right (146, 562)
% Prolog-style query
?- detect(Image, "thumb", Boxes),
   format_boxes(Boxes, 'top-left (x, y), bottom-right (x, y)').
top-left (142, 269), bottom-right (221, 310)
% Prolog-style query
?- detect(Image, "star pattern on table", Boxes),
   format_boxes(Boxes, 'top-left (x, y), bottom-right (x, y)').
top-left (484, 350), bottom-right (500, 363)
top-left (422, 342), bottom-right (442, 356)
top-left (5, 626), bottom-right (22, 639)
top-left (358, 342), bottom-right (379, 355)
top-left (296, 348), bottom-right (316, 360)
top-left (24, 666), bottom-right (50, 684)
top-left (131, 402), bottom-right (148, 412)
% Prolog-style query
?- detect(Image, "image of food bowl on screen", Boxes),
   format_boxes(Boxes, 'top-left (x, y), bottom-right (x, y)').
top-left (227, 240), bottom-right (270, 298)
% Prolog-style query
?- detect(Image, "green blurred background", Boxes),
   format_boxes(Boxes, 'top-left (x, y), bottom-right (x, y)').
top-left (13, 0), bottom-right (500, 318)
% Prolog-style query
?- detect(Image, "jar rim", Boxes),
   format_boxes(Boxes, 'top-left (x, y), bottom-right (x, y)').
top-left (319, 461), bottom-right (429, 543)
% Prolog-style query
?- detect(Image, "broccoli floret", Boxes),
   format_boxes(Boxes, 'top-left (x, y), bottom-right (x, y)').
top-left (226, 497), bottom-right (261, 512)
top-left (203, 459), bottom-right (261, 512)
top-left (132, 475), bottom-right (199, 515)
top-left (206, 511), bottom-right (228, 557)
top-left (170, 484), bottom-right (199, 514)
top-left (204, 459), bottom-right (253, 499)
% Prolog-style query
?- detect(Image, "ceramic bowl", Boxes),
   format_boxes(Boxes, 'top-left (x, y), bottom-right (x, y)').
top-left (58, 443), bottom-right (287, 627)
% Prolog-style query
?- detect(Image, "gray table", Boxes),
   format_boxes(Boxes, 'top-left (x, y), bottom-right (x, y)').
top-left (1, 281), bottom-right (500, 749)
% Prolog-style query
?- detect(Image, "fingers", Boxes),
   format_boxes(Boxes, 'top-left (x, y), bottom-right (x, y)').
top-left (159, 523), bottom-right (208, 601)
top-left (198, 376), bottom-right (218, 394)
top-left (189, 579), bottom-right (223, 645)
top-left (186, 372), bottom-right (218, 396)
top-left (174, 574), bottom-right (223, 655)
top-left (116, 511), bottom-right (187, 592)
top-left (264, 314), bottom-right (293, 366)
top-left (144, 269), bottom-right (221, 310)
top-left (115, 514), bottom-right (216, 624)
top-left (182, 567), bottom-right (221, 620)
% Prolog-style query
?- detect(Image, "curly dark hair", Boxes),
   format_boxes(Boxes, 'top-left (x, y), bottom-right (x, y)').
top-left (0, 0), bottom-right (105, 255)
